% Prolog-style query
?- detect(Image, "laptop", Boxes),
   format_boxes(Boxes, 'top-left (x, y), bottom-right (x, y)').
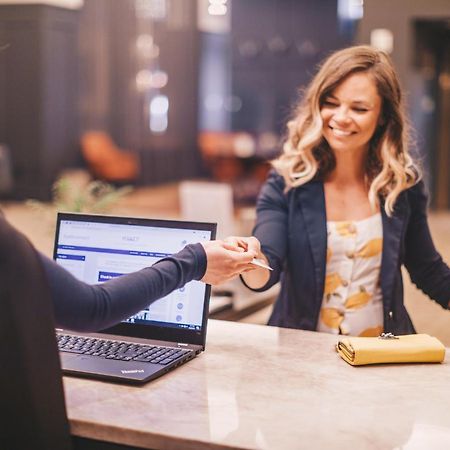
top-left (53, 212), bottom-right (216, 384)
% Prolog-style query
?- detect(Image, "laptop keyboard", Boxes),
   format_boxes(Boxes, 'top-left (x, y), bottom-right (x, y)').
top-left (57, 334), bottom-right (192, 365)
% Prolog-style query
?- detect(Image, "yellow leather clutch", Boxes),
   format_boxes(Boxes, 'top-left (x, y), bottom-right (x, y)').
top-left (336, 334), bottom-right (446, 366)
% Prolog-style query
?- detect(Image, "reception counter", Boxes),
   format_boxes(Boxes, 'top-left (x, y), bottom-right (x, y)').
top-left (65, 320), bottom-right (450, 449)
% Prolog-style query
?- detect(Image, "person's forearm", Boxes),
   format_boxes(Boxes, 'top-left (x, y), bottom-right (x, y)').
top-left (241, 267), bottom-right (270, 289)
top-left (241, 253), bottom-right (271, 289)
top-left (40, 244), bottom-right (206, 332)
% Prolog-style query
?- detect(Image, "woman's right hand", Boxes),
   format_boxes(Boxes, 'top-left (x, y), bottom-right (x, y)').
top-left (224, 236), bottom-right (272, 289)
top-left (200, 238), bottom-right (257, 285)
top-left (223, 235), bottom-right (262, 257)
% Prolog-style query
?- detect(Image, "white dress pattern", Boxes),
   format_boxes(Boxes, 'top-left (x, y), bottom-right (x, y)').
top-left (317, 213), bottom-right (384, 337)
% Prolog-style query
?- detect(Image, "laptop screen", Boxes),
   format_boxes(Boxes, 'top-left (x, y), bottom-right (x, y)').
top-left (53, 213), bottom-right (216, 346)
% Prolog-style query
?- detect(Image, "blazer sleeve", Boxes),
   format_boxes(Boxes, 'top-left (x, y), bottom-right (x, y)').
top-left (242, 170), bottom-right (288, 291)
top-left (41, 243), bottom-right (207, 332)
top-left (403, 181), bottom-right (450, 308)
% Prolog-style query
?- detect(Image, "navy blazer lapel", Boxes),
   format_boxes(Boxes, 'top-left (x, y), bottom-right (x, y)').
top-left (296, 182), bottom-right (407, 314)
top-left (297, 181), bottom-right (327, 302)
top-left (380, 196), bottom-right (407, 313)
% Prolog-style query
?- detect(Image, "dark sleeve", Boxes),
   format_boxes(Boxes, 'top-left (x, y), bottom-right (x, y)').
top-left (40, 243), bottom-right (207, 332)
top-left (403, 181), bottom-right (450, 308)
top-left (241, 170), bottom-right (288, 292)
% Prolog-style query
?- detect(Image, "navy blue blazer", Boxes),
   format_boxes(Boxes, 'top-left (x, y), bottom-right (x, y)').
top-left (245, 170), bottom-right (450, 335)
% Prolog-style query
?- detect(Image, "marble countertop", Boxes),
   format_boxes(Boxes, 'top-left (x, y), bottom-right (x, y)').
top-left (64, 320), bottom-right (450, 449)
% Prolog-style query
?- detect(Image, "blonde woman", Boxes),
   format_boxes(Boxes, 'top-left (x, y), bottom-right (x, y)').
top-left (234, 45), bottom-right (450, 336)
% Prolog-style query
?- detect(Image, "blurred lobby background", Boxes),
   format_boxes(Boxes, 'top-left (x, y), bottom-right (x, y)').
top-left (0, 0), bottom-right (449, 341)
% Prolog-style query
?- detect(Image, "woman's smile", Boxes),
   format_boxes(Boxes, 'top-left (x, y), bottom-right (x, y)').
top-left (328, 125), bottom-right (355, 137)
top-left (321, 71), bottom-right (382, 154)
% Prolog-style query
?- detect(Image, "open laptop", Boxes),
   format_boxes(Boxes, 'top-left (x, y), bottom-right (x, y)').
top-left (53, 212), bottom-right (216, 384)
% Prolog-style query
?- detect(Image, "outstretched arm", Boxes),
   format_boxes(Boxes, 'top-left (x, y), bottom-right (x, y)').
top-left (42, 239), bottom-right (257, 332)
top-left (41, 244), bottom-right (206, 332)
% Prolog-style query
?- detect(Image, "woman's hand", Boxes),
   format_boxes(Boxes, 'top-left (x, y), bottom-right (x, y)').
top-left (200, 238), bottom-right (258, 285)
top-left (222, 235), bottom-right (262, 257)
top-left (226, 236), bottom-right (272, 289)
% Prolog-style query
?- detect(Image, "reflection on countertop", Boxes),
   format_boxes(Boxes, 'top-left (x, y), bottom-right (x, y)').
top-left (65, 319), bottom-right (450, 449)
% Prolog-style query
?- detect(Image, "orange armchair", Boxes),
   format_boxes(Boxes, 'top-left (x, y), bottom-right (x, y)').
top-left (80, 131), bottom-right (140, 183)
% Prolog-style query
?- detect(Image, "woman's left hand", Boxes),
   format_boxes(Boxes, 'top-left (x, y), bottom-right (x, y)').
top-left (223, 236), bottom-right (262, 257)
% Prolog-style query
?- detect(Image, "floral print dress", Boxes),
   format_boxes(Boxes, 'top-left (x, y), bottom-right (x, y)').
top-left (317, 213), bottom-right (384, 337)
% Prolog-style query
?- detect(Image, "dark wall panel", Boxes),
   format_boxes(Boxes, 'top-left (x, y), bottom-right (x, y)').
top-left (0, 5), bottom-right (79, 200)
top-left (230, 0), bottom-right (348, 135)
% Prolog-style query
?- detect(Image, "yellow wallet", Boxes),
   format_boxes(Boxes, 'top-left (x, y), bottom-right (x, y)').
top-left (336, 333), bottom-right (446, 366)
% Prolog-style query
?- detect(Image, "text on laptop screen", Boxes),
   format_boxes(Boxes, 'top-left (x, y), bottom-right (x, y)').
top-left (55, 220), bottom-right (211, 331)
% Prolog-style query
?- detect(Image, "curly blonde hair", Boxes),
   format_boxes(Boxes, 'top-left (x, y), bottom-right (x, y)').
top-left (272, 45), bottom-right (420, 216)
